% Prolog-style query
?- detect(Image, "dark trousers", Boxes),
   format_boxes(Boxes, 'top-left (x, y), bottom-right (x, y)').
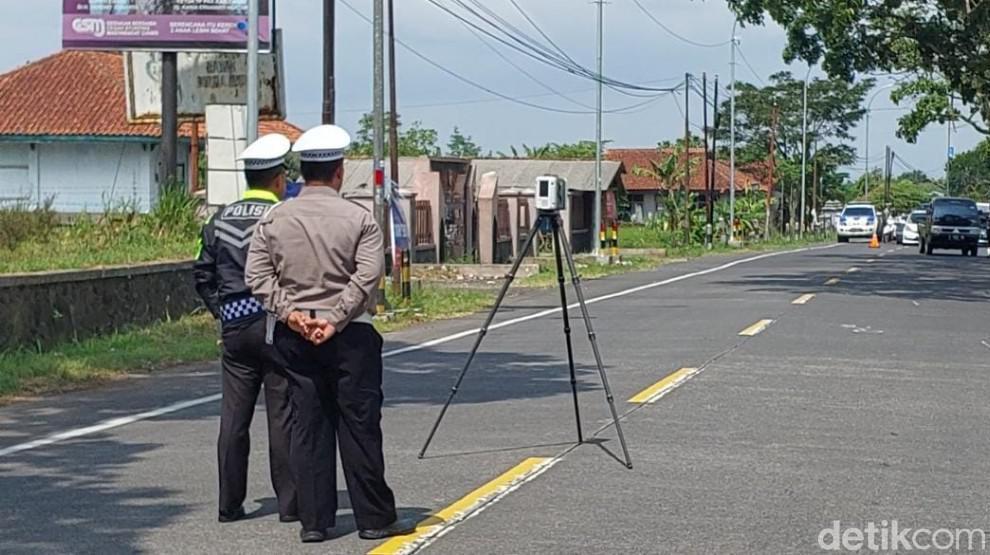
top-left (219, 317), bottom-right (296, 518)
top-left (274, 322), bottom-right (397, 532)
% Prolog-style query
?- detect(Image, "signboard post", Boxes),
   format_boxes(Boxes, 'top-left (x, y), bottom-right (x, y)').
top-left (62, 0), bottom-right (270, 51)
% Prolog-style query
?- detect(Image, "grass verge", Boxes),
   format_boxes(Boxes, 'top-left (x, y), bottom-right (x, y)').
top-left (0, 286), bottom-right (492, 403)
top-left (0, 234), bottom-right (831, 403)
top-left (0, 313), bottom-right (219, 402)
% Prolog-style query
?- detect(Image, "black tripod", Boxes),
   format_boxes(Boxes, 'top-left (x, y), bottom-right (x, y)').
top-left (418, 210), bottom-right (633, 469)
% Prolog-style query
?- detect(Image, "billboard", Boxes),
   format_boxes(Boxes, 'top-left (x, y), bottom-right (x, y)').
top-left (62, 0), bottom-right (270, 51)
top-left (123, 49), bottom-right (283, 122)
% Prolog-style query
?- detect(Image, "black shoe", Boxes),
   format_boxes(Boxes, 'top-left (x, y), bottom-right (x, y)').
top-left (358, 518), bottom-right (417, 540)
top-left (218, 507), bottom-right (246, 523)
top-left (299, 528), bottom-right (334, 543)
top-left (279, 514), bottom-right (300, 523)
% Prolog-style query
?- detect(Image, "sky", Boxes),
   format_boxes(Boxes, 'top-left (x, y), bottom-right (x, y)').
top-left (2, 0), bottom-right (982, 179)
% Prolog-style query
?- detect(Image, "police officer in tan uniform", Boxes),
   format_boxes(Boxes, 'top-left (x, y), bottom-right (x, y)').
top-left (245, 125), bottom-right (413, 544)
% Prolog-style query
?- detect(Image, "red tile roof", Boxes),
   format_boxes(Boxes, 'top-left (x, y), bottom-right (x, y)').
top-left (0, 50), bottom-right (302, 141)
top-left (606, 148), bottom-right (768, 193)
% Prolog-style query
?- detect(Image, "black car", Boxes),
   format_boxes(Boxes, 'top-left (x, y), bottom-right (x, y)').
top-left (919, 197), bottom-right (982, 256)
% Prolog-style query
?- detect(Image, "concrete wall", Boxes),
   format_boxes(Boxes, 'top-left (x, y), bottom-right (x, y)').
top-left (0, 140), bottom-right (190, 213)
top-left (629, 193), bottom-right (659, 223)
top-left (0, 143), bottom-right (31, 205)
top-left (0, 261), bottom-right (201, 351)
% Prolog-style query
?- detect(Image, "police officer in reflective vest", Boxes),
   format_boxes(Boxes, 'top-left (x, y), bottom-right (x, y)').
top-left (193, 133), bottom-right (297, 524)
top-left (245, 125), bottom-right (414, 543)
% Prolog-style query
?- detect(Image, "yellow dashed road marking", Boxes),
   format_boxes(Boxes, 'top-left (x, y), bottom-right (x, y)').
top-left (628, 367), bottom-right (700, 404)
top-left (368, 458), bottom-right (555, 555)
top-left (792, 294), bottom-right (816, 305)
top-left (738, 319), bottom-right (774, 337)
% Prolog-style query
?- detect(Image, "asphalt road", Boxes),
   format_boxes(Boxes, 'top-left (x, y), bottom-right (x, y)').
top-left (2, 242), bottom-right (988, 554)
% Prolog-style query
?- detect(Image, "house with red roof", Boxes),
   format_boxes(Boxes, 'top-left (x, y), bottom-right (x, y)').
top-left (606, 148), bottom-right (769, 222)
top-left (0, 50), bottom-right (301, 213)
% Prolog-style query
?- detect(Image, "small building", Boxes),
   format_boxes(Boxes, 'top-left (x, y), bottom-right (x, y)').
top-left (0, 50), bottom-right (301, 213)
top-left (340, 157), bottom-right (624, 264)
top-left (606, 148), bottom-right (767, 222)
top-left (468, 159), bottom-right (624, 258)
top-left (340, 156), bottom-right (471, 264)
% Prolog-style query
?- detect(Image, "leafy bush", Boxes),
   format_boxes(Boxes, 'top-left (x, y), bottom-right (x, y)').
top-left (146, 182), bottom-right (200, 238)
top-left (0, 184), bottom-right (201, 273)
top-left (0, 200), bottom-right (57, 251)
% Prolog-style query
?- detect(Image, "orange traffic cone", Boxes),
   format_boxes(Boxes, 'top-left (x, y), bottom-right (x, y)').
top-left (869, 233), bottom-right (880, 249)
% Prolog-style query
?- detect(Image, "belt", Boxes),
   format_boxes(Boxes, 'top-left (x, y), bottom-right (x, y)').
top-left (221, 297), bottom-right (265, 323)
top-left (307, 309), bottom-right (374, 326)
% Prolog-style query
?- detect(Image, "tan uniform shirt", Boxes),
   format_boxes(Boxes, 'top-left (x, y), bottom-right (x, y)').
top-left (245, 186), bottom-right (383, 330)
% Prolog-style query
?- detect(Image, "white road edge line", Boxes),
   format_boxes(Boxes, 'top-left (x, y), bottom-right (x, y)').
top-left (0, 394), bottom-right (222, 458)
top-left (0, 243), bottom-right (840, 459)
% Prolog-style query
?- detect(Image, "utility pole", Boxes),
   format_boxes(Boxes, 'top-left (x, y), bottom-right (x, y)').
top-left (322, 0), bottom-right (335, 124)
top-left (158, 0), bottom-right (178, 187)
top-left (387, 0), bottom-right (401, 293)
top-left (946, 93), bottom-right (954, 196)
top-left (711, 76), bottom-right (720, 243)
top-left (246, 0), bottom-right (259, 143)
top-left (812, 140), bottom-right (818, 227)
top-left (702, 72), bottom-right (711, 247)
top-left (683, 72), bottom-right (691, 241)
top-left (373, 0), bottom-right (385, 234)
top-left (800, 66), bottom-right (810, 236)
top-left (864, 110), bottom-right (870, 197)
top-left (593, 0), bottom-right (604, 257)
top-left (161, 51), bottom-right (177, 186)
top-left (766, 102), bottom-right (779, 240)
top-left (729, 23), bottom-right (738, 244)
top-left (883, 145), bottom-right (894, 211)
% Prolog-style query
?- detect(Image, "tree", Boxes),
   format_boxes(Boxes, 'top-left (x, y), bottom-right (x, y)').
top-left (867, 179), bottom-right (940, 214)
top-left (947, 139), bottom-right (990, 199)
top-left (897, 170), bottom-right (933, 185)
top-left (498, 140), bottom-right (600, 160)
top-left (716, 72), bottom-right (871, 168)
top-left (446, 127), bottom-right (481, 158)
top-left (348, 113), bottom-right (440, 157)
top-left (716, 72), bottom-right (871, 228)
top-left (727, 1), bottom-right (990, 142)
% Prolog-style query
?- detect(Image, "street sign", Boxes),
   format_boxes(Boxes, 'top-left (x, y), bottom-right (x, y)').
top-left (948, 145), bottom-right (956, 159)
top-left (62, 0), bottom-right (270, 51)
top-left (123, 50), bottom-right (283, 122)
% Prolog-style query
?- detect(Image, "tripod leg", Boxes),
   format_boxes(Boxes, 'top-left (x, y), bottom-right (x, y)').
top-left (556, 217), bottom-right (633, 469)
top-left (552, 218), bottom-right (583, 444)
top-left (418, 218), bottom-right (543, 459)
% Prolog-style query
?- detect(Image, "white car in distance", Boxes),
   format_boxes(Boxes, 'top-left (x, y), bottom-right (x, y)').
top-left (901, 210), bottom-right (925, 246)
top-left (837, 204), bottom-right (878, 243)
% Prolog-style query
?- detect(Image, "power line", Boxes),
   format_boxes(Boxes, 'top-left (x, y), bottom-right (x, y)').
top-left (736, 46), bottom-right (766, 86)
top-left (630, 0), bottom-right (732, 49)
top-left (339, 0), bottom-right (677, 114)
top-left (422, 0), bottom-right (678, 94)
top-left (505, 0), bottom-right (581, 67)
top-left (459, 18), bottom-right (595, 109)
top-left (304, 79), bottom-right (685, 116)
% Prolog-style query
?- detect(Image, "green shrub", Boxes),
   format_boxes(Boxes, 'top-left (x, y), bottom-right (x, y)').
top-left (0, 200), bottom-right (58, 251)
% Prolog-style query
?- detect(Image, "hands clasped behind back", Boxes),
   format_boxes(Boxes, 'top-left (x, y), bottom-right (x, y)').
top-left (286, 311), bottom-right (337, 345)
